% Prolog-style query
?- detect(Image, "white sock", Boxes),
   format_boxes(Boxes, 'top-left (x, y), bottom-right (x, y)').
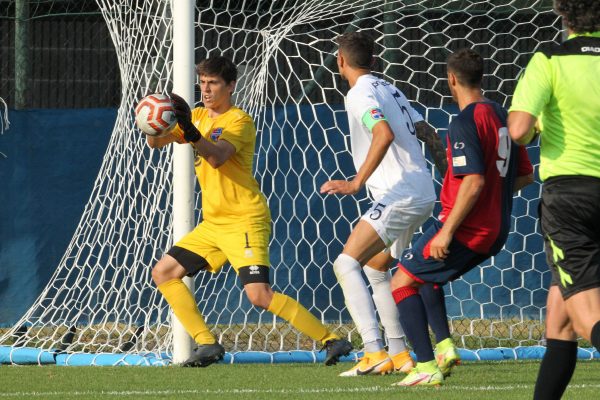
top-left (333, 254), bottom-right (382, 352)
top-left (364, 265), bottom-right (407, 355)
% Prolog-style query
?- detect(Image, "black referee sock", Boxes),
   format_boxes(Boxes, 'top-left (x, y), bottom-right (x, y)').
top-left (591, 320), bottom-right (600, 351)
top-left (533, 338), bottom-right (578, 400)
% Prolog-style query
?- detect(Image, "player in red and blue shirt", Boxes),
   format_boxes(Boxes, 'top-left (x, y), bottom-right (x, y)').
top-left (389, 49), bottom-right (534, 387)
top-left (440, 100), bottom-right (533, 258)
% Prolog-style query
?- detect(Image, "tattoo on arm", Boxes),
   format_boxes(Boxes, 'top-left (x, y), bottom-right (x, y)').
top-left (415, 121), bottom-right (447, 176)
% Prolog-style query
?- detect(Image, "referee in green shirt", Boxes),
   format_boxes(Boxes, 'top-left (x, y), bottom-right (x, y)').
top-left (508, 1), bottom-right (600, 399)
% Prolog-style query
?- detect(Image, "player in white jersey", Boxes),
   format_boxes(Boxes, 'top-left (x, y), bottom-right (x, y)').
top-left (321, 32), bottom-right (447, 376)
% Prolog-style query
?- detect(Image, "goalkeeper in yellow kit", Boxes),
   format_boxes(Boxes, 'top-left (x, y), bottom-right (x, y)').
top-left (146, 56), bottom-right (352, 367)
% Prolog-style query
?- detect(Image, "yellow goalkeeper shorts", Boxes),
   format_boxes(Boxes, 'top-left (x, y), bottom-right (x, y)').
top-left (173, 220), bottom-right (271, 273)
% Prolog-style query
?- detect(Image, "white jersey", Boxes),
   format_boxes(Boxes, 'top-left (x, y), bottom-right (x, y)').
top-left (345, 74), bottom-right (435, 205)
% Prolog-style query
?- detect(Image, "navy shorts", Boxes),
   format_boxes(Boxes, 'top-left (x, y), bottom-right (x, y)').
top-left (397, 220), bottom-right (490, 284)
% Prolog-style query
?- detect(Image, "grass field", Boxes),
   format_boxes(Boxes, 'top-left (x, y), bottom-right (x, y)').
top-left (1, 360), bottom-right (599, 400)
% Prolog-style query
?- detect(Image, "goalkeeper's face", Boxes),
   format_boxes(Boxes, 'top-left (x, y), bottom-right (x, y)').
top-left (199, 74), bottom-right (236, 110)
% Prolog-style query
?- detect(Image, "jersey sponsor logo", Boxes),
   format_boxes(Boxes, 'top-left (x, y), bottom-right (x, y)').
top-left (453, 141), bottom-right (465, 149)
top-left (452, 156), bottom-right (467, 167)
top-left (404, 252), bottom-right (414, 260)
top-left (581, 46), bottom-right (600, 53)
top-left (370, 108), bottom-right (385, 120)
top-left (210, 127), bottom-right (223, 141)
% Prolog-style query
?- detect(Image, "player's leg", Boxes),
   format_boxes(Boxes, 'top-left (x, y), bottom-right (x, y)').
top-left (533, 285), bottom-right (577, 400)
top-left (565, 287), bottom-right (600, 346)
top-left (227, 223), bottom-right (352, 366)
top-left (366, 204), bottom-right (432, 373)
top-left (541, 176), bottom-right (600, 343)
top-left (152, 254), bottom-right (215, 346)
top-left (420, 283), bottom-right (450, 344)
top-left (339, 200), bottom-right (433, 376)
top-left (335, 220), bottom-right (394, 375)
top-left (242, 275), bottom-right (352, 365)
top-left (419, 283), bottom-right (460, 377)
top-left (535, 176), bottom-right (600, 392)
top-left (391, 221), bottom-right (486, 386)
top-left (390, 266), bottom-right (441, 385)
top-left (363, 253), bottom-right (413, 373)
top-left (152, 223), bottom-right (228, 367)
top-left (338, 219), bottom-right (388, 342)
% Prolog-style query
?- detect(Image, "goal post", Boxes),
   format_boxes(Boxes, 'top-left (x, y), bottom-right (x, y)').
top-left (170, 0), bottom-right (196, 365)
top-left (2, 0), bottom-right (599, 366)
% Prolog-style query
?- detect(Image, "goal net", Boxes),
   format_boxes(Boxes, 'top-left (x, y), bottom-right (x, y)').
top-left (3, 0), bottom-right (590, 366)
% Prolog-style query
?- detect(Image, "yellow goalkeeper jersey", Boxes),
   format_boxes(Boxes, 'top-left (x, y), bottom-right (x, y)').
top-left (172, 106), bottom-right (270, 225)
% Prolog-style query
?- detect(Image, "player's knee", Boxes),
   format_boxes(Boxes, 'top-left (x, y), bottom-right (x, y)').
top-left (390, 269), bottom-right (417, 291)
top-left (571, 318), bottom-right (594, 342)
top-left (244, 284), bottom-right (274, 309)
top-left (247, 295), bottom-right (270, 309)
top-left (363, 266), bottom-right (388, 285)
top-left (546, 321), bottom-right (576, 341)
top-left (151, 261), bottom-right (167, 285)
top-left (151, 256), bottom-right (184, 286)
top-left (333, 254), bottom-right (361, 280)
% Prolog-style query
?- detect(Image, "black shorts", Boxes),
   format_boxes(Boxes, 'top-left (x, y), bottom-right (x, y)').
top-left (166, 246), bottom-right (270, 285)
top-left (541, 176), bottom-right (600, 299)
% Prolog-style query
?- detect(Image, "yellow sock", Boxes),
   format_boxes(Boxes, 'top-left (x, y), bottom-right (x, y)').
top-left (157, 279), bottom-right (215, 345)
top-left (267, 292), bottom-right (339, 344)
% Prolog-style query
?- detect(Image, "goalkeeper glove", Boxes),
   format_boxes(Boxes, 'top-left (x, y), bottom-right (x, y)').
top-left (169, 92), bottom-right (201, 143)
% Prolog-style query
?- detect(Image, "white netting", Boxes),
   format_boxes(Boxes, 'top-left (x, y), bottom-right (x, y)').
top-left (1, 0), bottom-right (564, 363)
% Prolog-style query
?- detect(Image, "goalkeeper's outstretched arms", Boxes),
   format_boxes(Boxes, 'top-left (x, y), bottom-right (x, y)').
top-left (146, 131), bottom-right (181, 148)
top-left (169, 92), bottom-right (235, 169)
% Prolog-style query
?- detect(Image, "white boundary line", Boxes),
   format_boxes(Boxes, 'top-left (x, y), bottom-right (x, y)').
top-left (2, 384), bottom-right (600, 397)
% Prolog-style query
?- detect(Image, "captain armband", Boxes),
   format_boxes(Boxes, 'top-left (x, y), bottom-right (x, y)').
top-left (361, 107), bottom-right (387, 131)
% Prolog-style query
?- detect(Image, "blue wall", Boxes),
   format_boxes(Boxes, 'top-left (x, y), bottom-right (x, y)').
top-left (0, 109), bottom-right (116, 324)
top-left (0, 107), bottom-right (545, 326)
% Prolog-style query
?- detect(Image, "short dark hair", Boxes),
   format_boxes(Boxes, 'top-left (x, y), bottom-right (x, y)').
top-left (196, 56), bottom-right (237, 83)
top-left (447, 48), bottom-right (483, 88)
top-left (554, 0), bottom-right (600, 34)
top-left (335, 32), bottom-right (374, 70)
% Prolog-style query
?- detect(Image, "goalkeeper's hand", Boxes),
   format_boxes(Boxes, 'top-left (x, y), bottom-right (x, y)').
top-left (169, 92), bottom-right (201, 143)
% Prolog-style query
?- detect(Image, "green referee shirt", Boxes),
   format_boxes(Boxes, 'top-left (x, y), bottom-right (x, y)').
top-left (510, 32), bottom-right (600, 181)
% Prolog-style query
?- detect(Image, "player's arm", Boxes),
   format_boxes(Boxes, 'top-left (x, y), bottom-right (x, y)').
top-left (508, 111), bottom-right (539, 145)
top-left (353, 120), bottom-right (395, 188)
top-left (190, 138), bottom-right (235, 169)
top-left (513, 173), bottom-right (534, 193)
top-left (512, 144), bottom-right (534, 192)
top-left (170, 92), bottom-right (235, 168)
top-left (429, 174), bottom-right (485, 260)
top-left (320, 120), bottom-right (394, 195)
top-left (415, 120), bottom-right (448, 176)
top-left (146, 132), bottom-right (180, 149)
top-left (508, 52), bottom-right (551, 145)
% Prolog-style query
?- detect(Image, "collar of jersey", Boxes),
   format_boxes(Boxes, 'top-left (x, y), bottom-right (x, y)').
top-left (356, 73), bottom-right (376, 83)
top-left (568, 31), bottom-right (600, 39)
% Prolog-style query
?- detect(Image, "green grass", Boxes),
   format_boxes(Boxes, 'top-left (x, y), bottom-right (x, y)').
top-left (0, 360), bottom-right (599, 400)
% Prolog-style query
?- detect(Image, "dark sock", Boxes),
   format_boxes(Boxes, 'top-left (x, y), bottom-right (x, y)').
top-left (591, 320), bottom-right (600, 351)
top-left (420, 283), bottom-right (451, 343)
top-left (533, 338), bottom-right (577, 400)
top-left (393, 286), bottom-right (435, 363)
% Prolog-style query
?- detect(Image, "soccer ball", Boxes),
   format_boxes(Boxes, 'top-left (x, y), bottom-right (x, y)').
top-left (135, 93), bottom-right (177, 136)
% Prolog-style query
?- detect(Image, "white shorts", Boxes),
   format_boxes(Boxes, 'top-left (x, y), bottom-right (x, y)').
top-left (361, 198), bottom-right (434, 259)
